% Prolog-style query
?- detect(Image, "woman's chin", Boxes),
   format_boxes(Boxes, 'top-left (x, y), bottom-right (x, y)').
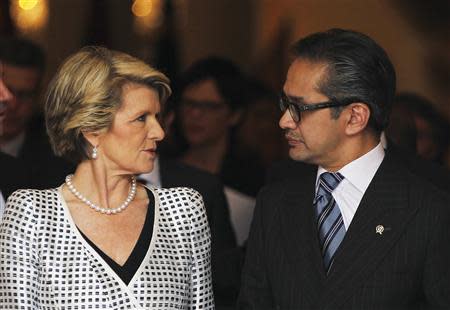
top-left (137, 162), bottom-right (154, 175)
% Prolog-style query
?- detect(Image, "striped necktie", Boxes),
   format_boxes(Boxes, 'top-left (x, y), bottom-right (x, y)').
top-left (314, 172), bottom-right (345, 273)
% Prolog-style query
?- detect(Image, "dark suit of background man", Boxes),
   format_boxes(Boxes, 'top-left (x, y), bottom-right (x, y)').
top-left (1, 62), bottom-right (31, 218)
top-left (238, 28), bottom-right (450, 310)
top-left (0, 36), bottom-right (74, 190)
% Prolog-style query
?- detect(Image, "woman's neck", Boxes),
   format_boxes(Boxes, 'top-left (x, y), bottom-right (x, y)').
top-left (69, 160), bottom-right (132, 211)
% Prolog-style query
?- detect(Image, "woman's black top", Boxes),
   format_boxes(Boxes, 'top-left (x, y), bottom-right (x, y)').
top-left (78, 188), bottom-right (155, 285)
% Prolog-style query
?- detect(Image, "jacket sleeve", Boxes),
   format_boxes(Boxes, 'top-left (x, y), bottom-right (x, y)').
top-left (0, 190), bottom-right (40, 308)
top-left (188, 189), bottom-right (215, 309)
top-left (237, 187), bottom-right (275, 309)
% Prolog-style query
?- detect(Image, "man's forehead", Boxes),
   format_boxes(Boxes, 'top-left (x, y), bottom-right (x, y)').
top-left (287, 59), bottom-right (327, 78)
top-left (284, 60), bottom-right (327, 89)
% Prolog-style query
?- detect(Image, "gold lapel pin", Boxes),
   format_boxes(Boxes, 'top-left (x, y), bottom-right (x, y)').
top-left (376, 225), bottom-right (384, 235)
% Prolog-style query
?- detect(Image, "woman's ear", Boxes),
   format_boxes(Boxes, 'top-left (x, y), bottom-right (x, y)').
top-left (344, 103), bottom-right (371, 136)
top-left (81, 131), bottom-right (101, 148)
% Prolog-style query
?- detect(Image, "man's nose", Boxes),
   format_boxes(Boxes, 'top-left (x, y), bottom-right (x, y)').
top-left (279, 110), bottom-right (296, 129)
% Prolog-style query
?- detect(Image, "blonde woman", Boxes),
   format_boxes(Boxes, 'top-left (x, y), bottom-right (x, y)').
top-left (0, 47), bottom-right (214, 309)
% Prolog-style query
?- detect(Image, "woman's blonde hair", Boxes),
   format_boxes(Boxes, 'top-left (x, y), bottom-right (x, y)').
top-left (45, 46), bottom-right (171, 163)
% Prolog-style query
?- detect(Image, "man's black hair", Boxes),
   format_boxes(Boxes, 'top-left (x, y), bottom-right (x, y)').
top-left (291, 28), bottom-right (396, 133)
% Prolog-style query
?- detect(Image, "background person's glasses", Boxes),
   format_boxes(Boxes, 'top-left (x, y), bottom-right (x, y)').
top-left (180, 98), bottom-right (228, 112)
top-left (279, 92), bottom-right (352, 123)
top-left (7, 87), bottom-right (37, 102)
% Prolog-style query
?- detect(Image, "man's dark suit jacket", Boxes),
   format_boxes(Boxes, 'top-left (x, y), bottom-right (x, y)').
top-left (239, 152), bottom-right (450, 309)
top-left (17, 117), bottom-right (75, 189)
top-left (158, 158), bottom-right (240, 307)
top-left (0, 151), bottom-right (31, 199)
top-left (0, 117), bottom-right (74, 194)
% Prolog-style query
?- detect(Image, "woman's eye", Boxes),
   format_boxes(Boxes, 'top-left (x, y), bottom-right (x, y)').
top-left (136, 114), bottom-right (147, 122)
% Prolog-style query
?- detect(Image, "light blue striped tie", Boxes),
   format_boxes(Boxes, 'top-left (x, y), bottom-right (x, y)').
top-left (314, 172), bottom-right (345, 273)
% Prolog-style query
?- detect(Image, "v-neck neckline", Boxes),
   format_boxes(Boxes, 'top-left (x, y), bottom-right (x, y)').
top-left (77, 188), bottom-right (154, 284)
top-left (57, 185), bottom-right (160, 304)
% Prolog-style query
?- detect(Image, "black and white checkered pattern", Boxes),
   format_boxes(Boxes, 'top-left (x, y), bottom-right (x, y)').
top-left (0, 186), bottom-right (214, 309)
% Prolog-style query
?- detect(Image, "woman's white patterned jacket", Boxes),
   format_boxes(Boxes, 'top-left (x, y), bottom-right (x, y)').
top-left (0, 186), bottom-right (214, 309)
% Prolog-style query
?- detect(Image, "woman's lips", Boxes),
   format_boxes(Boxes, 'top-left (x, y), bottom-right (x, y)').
top-left (143, 149), bottom-right (157, 157)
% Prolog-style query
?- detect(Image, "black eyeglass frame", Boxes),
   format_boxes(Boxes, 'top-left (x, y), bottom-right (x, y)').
top-left (279, 92), bottom-right (353, 123)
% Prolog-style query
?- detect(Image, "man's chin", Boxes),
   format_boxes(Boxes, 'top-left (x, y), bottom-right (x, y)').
top-left (289, 149), bottom-right (311, 163)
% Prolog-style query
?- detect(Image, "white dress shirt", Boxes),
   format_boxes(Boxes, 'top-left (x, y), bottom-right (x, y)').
top-left (223, 186), bottom-right (255, 246)
top-left (316, 142), bottom-right (385, 229)
top-left (0, 190), bottom-right (4, 221)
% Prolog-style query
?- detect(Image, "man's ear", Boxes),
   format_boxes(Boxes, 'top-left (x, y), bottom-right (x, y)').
top-left (344, 103), bottom-right (370, 136)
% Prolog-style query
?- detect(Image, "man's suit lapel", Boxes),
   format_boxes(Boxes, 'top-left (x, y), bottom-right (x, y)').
top-left (279, 169), bottom-right (326, 302)
top-left (319, 153), bottom-right (420, 308)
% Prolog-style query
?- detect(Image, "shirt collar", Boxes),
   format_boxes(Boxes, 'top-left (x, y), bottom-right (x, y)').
top-left (317, 142), bottom-right (385, 193)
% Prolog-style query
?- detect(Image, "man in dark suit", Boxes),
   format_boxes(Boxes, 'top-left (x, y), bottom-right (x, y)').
top-left (0, 62), bottom-right (26, 220)
top-left (1, 62), bottom-right (31, 219)
top-left (0, 151), bottom-right (31, 198)
top-left (238, 29), bottom-right (450, 309)
top-left (138, 157), bottom-right (240, 308)
top-left (0, 36), bottom-right (74, 189)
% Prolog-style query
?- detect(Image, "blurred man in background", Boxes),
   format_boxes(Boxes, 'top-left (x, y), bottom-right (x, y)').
top-left (0, 36), bottom-right (73, 189)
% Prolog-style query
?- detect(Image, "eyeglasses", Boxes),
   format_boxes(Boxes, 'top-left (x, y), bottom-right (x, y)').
top-left (180, 98), bottom-right (228, 112)
top-left (7, 86), bottom-right (37, 102)
top-left (279, 92), bottom-right (352, 123)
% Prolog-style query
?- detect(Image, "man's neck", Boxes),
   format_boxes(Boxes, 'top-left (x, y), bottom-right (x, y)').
top-left (181, 135), bottom-right (229, 174)
top-left (322, 133), bottom-right (380, 172)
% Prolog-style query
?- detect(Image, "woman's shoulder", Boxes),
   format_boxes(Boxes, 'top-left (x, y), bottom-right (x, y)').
top-left (151, 186), bottom-right (205, 213)
top-left (8, 187), bottom-right (59, 201)
top-left (152, 186), bottom-right (202, 200)
top-left (6, 188), bottom-right (60, 213)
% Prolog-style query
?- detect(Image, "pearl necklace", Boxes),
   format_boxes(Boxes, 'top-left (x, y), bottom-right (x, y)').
top-left (65, 174), bottom-right (137, 215)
